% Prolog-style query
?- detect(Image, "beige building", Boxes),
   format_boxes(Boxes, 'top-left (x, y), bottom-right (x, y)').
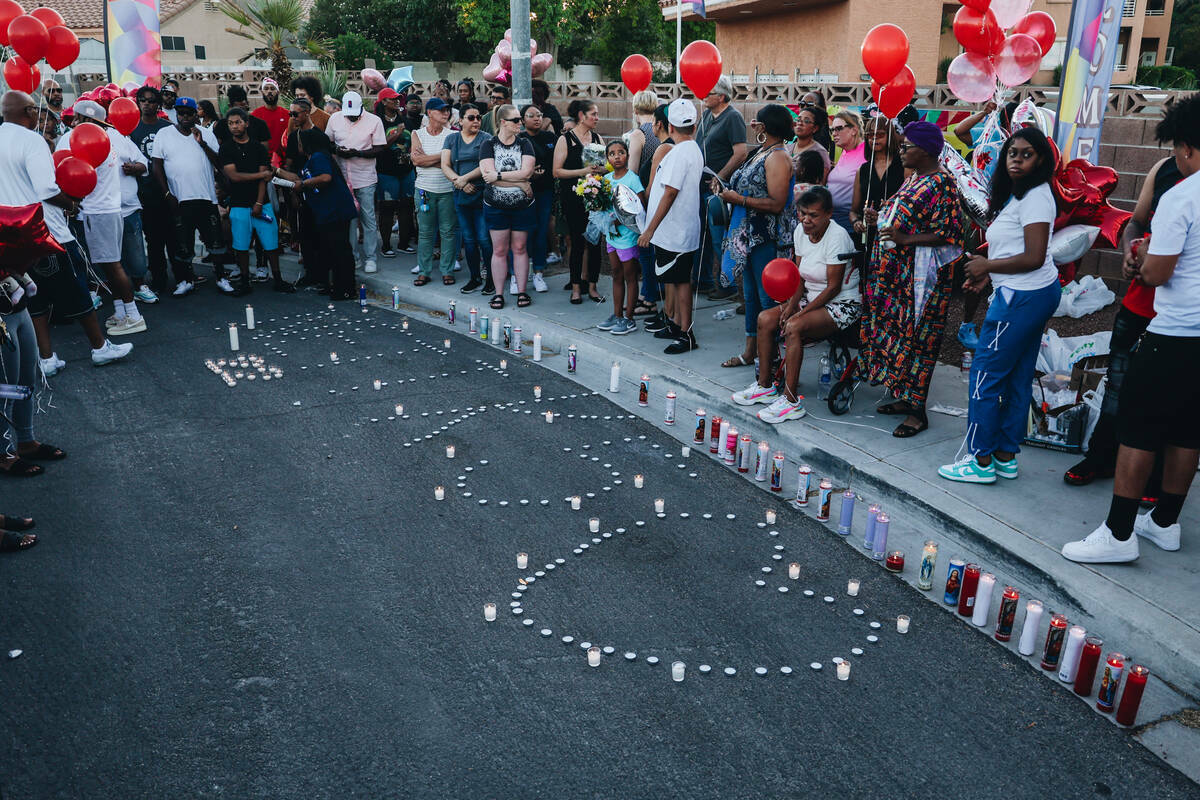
top-left (661, 0), bottom-right (1175, 88)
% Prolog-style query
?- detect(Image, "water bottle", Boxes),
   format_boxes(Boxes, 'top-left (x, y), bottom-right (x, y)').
top-left (818, 355), bottom-right (831, 399)
top-left (713, 309), bottom-right (735, 320)
top-left (961, 350), bottom-right (973, 382)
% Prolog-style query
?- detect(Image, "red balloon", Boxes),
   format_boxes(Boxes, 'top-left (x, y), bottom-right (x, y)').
top-left (52, 150), bottom-right (73, 168)
top-left (679, 40), bottom-right (722, 100)
top-left (861, 24), bottom-right (909, 85)
top-left (55, 156), bottom-right (97, 199)
top-left (70, 122), bottom-right (111, 168)
top-left (0, 0), bottom-right (20, 46)
top-left (954, 6), bottom-right (1004, 56)
top-left (96, 86), bottom-right (120, 109)
top-left (621, 54), bottom-right (653, 94)
top-left (46, 25), bottom-right (80, 71)
top-left (960, 0), bottom-right (992, 10)
top-left (870, 80), bottom-right (882, 104)
top-left (0, 203), bottom-right (65, 268)
top-left (108, 97), bottom-right (139, 136)
top-left (8, 14), bottom-right (49, 65)
top-left (2, 56), bottom-right (40, 94)
top-left (878, 65), bottom-right (915, 119)
top-left (1012, 11), bottom-right (1056, 57)
top-left (993, 33), bottom-right (1042, 87)
top-left (762, 257), bottom-right (801, 303)
top-left (29, 6), bottom-right (63, 28)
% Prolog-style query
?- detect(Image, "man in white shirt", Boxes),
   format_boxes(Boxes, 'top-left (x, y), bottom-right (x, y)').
top-left (0, 91), bottom-right (132, 372)
top-left (639, 98), bottom-right (703, 355)
top-left (1063, 93), bottom-right (1200, 564)
top-left (151, 96), bottom-right (233, 296)
top-left (326, 91), bottom-right (387, 273)
top-left (56, 100), bottom-right (148, 335)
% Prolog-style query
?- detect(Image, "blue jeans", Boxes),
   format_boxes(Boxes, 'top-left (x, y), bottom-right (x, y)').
top-left (740, 242), bottom-right (777, 337)
top-left (692, 191), bottom-right (724, 291)
top-left (455, 201), bottom-right (491, 282)
top-left (638, 245), bottom-right (660, 304)
top-left (121, 210), bottom-right (148, 281)
top-left (966, 280), bottom-right (1062, 456)
top-left (527, 191), bottom-right (553, 272)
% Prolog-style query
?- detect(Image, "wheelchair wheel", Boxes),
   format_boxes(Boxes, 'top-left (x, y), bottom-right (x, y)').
top-left (827, 378), bottom-right (854, 415)
top-left (830, 344), bottom-right (852, 380)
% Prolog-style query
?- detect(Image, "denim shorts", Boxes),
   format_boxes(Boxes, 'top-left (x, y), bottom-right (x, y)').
top-left (484, 201), bottom-right (537, 232)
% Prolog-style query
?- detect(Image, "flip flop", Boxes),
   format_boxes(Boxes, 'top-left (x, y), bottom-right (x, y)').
top-left (876, 401), bottom-right (913, 416)
top-left (0, 458), bottom-right (43, 477)
top-left (0, 515), bottom-right (34, 531)
top-left (721, 354), bottom-right (752, 368)
top-left (19, 443), bottom-right (65, 461)
top-left (0, 531), bottom-right (36, 552)
top-left (413, 276), bottom-right (431, 286)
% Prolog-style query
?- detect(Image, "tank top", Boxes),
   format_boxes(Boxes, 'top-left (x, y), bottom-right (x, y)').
top-left (557, 129), bottom-right (603, 196)
top-left (414, 126), bottom-right (453, 193)
top-left (636, 121), bottom-right (661, 187)
top-left (1123, 157), bottom-right (1182, 319)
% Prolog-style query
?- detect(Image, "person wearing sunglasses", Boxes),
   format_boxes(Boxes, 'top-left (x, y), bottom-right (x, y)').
top-left (441, 105), bottom-right (493, 293)
top-left (480, 104), bottom-right (537, 309)
top-left (826, 110), bottom-right (866, 234)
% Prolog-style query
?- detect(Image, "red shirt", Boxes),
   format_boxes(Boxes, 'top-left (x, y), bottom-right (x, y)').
top-left (252, 105), bottom-right (290, 166)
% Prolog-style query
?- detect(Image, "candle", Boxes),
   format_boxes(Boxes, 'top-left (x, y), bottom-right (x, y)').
top-left (589, 518), bottom-right (600, 533)
top-left (871, 513), bottom-right (890, 561)
top-left (1018, 599), bottom-right (1044, 656)
top-left (394, 287), bottom-right (402, 310)
top-left (1057, 625), bottom-right (1087, 683)
top-left (395, 403), bottom-right (404, 415)
top-left (1040, 613), bottom-right (1069, 671)
top-left (587, 647), bottom-right (601, 667)
top-left (517, 552), bottom-right (528, 570)
top-left (545, 410), bottom-right (554, 423)
top-left (671, 661), bottom-right (686, 682)
top-left (434, 485), bottom-right (445, 500)
top-left (654, 498), bottom-right (665, 514)
top-left (847, 578), bottom-right (860, 596)
top-left (402, 319), bottom-right (409, 331)
top-left (944, 559), bottom-right (966, 606)
top-left (837, 661), bottom-right (851, 681)
top-left (373, 379), bottom-right (381, 391)
top-left (755, 441), bottom-right (770, 481)
top-left (710, 416), bottom-right (723, 453)
top-left (957, 563), bottom-right (981, 617)
top-left (1096, 653), bottom-right (1125, 712)
top-left (896, 615), bottom-right (911, 634)
top-left (447, 300), bottom-right (456, 323)
top-left (638, 375), bottom-right (650, 406)
top-left (567, 344), bottom-right (576, 372)
top-left (229, 323), bottom-right (239, 351)
top-left (717, 420), bottom-right (731, 460)
top-left (681, 445), bottom-right (691, 458)
top-left (499, 359), bottom-right (507, 370)
top-left (570, 496), bottom-right (581, 510)
top-left (634, 475), bottom-right (644, 489)
top-left (533, 385), bottom-right (542, 399)
top-left (837, 490), bottom-right (855, 536)
top-left (446, 445), bottom-right (455, 459)
top-left (724, 427), bottom-right (738, 466)
top-left (1073, 635), bottom-right (1104, 696)
top-left (330, 351), bottom-right (338, 362)
top-left (971, 572), bottom-right (995, 627)
top-left (484, 603), bottom-right (496, 622)
top-left (609, 361), bottom-right (620, 393)
top-left (885, 550), bottom-right (905, 573)
top-left (1116, 665), bottom-right (1149, 726)
top-left (862, 503), bottom-right (880, 551)
top-left (533, 332), bottom-right (542, 361)
top-left (994, 586), bottom-right (1019, 642)
top-left (444, 338), bottom-right (451, 350)
top-left (788, 562), bottom-right (800, 580)
top-left (245, 304), bottom-right (255, 329)
top-left (918, 540), bottom-right (938, 591)
top-left (766, 509), bottom-right (777, 525)
top-left (816, 478), bottom-right (832, 521)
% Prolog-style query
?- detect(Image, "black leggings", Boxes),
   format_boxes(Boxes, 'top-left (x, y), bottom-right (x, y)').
top-left (560, 191), bottom-right (600, 289)
top-left (318, 218), bottom-right (357, 300)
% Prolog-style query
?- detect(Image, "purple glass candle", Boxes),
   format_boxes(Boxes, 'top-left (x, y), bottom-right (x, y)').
top-left (837, 490), bottom-right (855, 536)
top-left (871, 513), bottom-right (890, 561)
top-left (862, 503), bottom-right (880, 551)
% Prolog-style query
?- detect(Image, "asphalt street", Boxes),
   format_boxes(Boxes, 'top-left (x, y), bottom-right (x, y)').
top-left (0, 289), bottom-right (1193, 799)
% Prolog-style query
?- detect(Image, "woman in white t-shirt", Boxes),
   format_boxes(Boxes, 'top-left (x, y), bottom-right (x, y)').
top-left (939, 128), bottom-right (1063, 485)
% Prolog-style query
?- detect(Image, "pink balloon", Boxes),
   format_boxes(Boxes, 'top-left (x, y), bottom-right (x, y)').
top-left (503, 28), bottom-right (512, 41)
top-left (993, 33), bottom-right (1042, 87)
top-left (531, 52), bottom-right (553, 78)
top-left (989, 0), bottom-right (1033, 29)
top-left (530, 38), bottom-right (537, 57)
top-left (482, 53), bottom-right (503, 83)
top-left (496, 38), bottom-right (512, 69)
top-left (947, 52), bottom-right (996, 103)
top-left (496, 69), bottom-right (511, 86)
top-left (360, 68), bottom-right (385, 92)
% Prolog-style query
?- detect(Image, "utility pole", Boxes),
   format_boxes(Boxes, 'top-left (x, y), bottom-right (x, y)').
top-left (510, 0), bottom-right (532, 107)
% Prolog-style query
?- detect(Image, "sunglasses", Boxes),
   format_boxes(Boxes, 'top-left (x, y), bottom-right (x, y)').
top-left (898, 143), bottom-right (915, 152)
top-left (463, 114), bottom-right (481, 120)
top-left (830, 125), bottom-right (849, 133)
top-left (503, 116), bottom-right (521, 123)
top-left (289, 110), bottom-right (306, 117)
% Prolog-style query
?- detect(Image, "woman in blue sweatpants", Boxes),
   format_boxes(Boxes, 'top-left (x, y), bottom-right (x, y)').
top-left (939, 127), bottom-right (1063, 485)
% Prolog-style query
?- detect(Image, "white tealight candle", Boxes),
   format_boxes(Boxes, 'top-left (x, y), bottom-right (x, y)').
top-left (500, 359), bottom-right (507, 370)
top-left (634, 475), bottom-right (644, 489)
top-left (788, 562), bottom-right (800, 580)
top-left (330, 351), bottom-right (338, 362)
top-left (847, 578), bottom-right (860, 597)
top-left (446, 445), bottom-right (455, 459)
top-left (395, 403), bottom-right (404, 415)
top-left (589, 518), bottom-right (600, 533)
top-left (897, 614), bottom-right (911, 634)
top-left (766, 509), bottom-right (777, 525)
top-left (587, 647), bottom-right (601, 667)
top-left (402, 319), bottom-right (409, 330)
top-left (516, 552), bottom-right (528, 570)
top-left (671, 661), bottom-right (686, 682)
top-left (837, 660), bottom-right (851, 681)
top-left (434, 485), bottom-right (445, 500)
top-left (484, 603), bottom-right (496, 622)
top-left (654, 498), bottom-right (665, 513)
top-left (373, 379), bottom-right (381, 391)
top-left (681, 446), bottom-right (691, 458)
top-left (534, 385), bottom-right (542, 399)
top-left (444, 339), bottom-right (451, 350)
top-left (570, 496), bottom-right (581, 510)
top-left (545, 410), bottom-right (553, 423)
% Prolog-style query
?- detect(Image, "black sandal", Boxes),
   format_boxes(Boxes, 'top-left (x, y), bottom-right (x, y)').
top-left (632, 300), bottom-right (657, 316)
top-left (442, 275), bottom-right (456, 286)
top-left (516, 292), bottom-right (532, 308)
top-left (0, 458), bottom-right (43, 477)
top-left (0, 515), bottom-right (34, 531)
top-left (413, 275), bottom-right (431, 286)
top-left (19, 443), bottom-right (66, 461)
top-left (490, 294), bottom-right (505, 309)
top-left (876, 401), bottom-right (914, 416)
top-left (893, 410), bottom-right (929, 438)
top-left (0, 531), bottom-right (37, 552)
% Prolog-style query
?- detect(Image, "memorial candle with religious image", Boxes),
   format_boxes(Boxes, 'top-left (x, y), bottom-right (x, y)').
top-left (943, 559), bottom-right (965, 606)
top-left (994, 586), bottom-right (1019, 642)
top-left (1040, 613), bottom-right (1069, 671)
top-left (1096, 652), bottom-right (1125, 712)
top-left (918, 540), bottom-right (938, 591)
top-left (694, 409), bottom-right (707, 444)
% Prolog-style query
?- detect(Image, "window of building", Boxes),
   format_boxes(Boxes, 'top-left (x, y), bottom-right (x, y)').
top-left (1146, 0), bottom-right (1165, 15)
top-left (1041, 40), bottom-right (1066, 71)
top-left (194, 45), bottom-right (206, 60)
top-left (161, 36), bottom-right (185, 51)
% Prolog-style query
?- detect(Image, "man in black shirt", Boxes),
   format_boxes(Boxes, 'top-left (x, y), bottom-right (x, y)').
top-left (130, 85), bottom-right (176, 292)
top-left (213, 85), bottom-right (271, 146)
top-left (218, 108), bottom-right (291, 294)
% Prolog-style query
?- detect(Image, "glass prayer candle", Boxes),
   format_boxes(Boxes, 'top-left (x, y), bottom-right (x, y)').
top-left (545, 410), bottom-right (553, 423)
top-left (1018, 599), bottom-right (1044, 656)
top-left (589, 518), bottom-right (600, 533)
top-left (1115, 665), bottom-right (1149, 726)
top-left (896, 615), bottom-right (911, 634)
top-left (957, 563), bottom-right (981, 617)
top-left (1057, 625), bottom-right (1087, 683)
top-left (609, 361), bottom-right (620, 393)
top-left (654, 498), bottom-right (665, 514)
top-left (638, 375), bottom-right (650, 406)
top-left (634, 475), bottom-right (644, 489)
top-left (837, 661), bottom-right (851, 681)
top-left (971, 572), bottom-right (996, 627)
top-left (434, 486), bottom-right (445, 500)
top-left (918, 540), bottom-right (937, 591)
top-left (1073, 635), bottom-right (1104, 696)
top-left (533, 385), bottom-right (542, 399)
top-left (533, 333), bottom-right (542, 361)
top-left (994, 586), bottom-right (1020, 642)
top-left (1040, 613), bottom-right (1069, 671)
top-left (1096, 653), bottom-right (1125, 712)
top-left (228, 323), bottom-right (239, 351)
top-left (245, 304), bottom-right (255, 329)
top-left (516, 553), bottom-right (528, 570)
top-left (445, 445), bottom-right (455, 459)
top-left (671, 661), bottom-right (686, 682)
top-left (766, 509), bottom-right (777, 525)
top-left (570, 496), bottom-right (581, 510)
top-left (788, 562), bottom-right (800, 580)
top-left (816, 479), bottom-right (833, 521)
top-left (587, 647), bottom-right (601, 667)
top-left (871, 512), bottom-right (890, 561)
top-left (837, 490), bottom-right (855, 536)
top-left (484, 603), bottom-right (496, 622)
top-left (885, 550), bottom-right (905, 573)
top-left (373, 379), bottom-right (381, 390)
top-left (862, 503), bottom-right (880, 551)
top-left (847, 578), bottom-right (860, 596)
top-left (944, 558), bottom-right (965, 606)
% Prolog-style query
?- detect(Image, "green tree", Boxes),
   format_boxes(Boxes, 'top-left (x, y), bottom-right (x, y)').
top-left (1169, 0), bottom-right (1200, 75)
top-left (583, 2), bottom-right (714, 79)
top-left (306, 0), bottom-right (472, 62)
top-left (220, 0), bottom-right (331, 90)
top-left (331, 33), bottom-right (393, 69)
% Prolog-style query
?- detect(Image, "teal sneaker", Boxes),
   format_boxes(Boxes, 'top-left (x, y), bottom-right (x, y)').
top-left (938, 455), bottom-right (996, 484)
top-left (993, 456), bottom-right (1018, 480)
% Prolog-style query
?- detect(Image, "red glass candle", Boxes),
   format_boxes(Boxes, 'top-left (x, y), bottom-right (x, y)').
top-left (885, 550), bottom-right (905, 573)
top-left (1096, 652), bottom-right (1125, 712)
top-left (957, 563), bottom-right (981, 617)
top-left (1040, 613), bottom-right (1069, 670)
top-left (1116, 665), bottom-right (1149, 726)
top-left (994, 586), bottom-right (1019, 642)
top-left (1073, 636), bottom-right (1103, 697)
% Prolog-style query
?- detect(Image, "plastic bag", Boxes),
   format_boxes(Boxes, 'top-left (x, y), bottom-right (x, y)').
top-left (1037, 329), bottom-right (1112, 373)
top-left (1053, 274), bottom-right (1116, 318)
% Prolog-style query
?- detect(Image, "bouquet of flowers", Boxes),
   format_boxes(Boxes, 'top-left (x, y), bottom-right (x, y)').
top-left (574, 173), bottom-right (614, 213)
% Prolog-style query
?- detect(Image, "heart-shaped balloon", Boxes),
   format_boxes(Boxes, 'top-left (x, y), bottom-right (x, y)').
top-left (531, 53), bottom-right (553, 78)
top-left (0, 203), bottom-right (65, 269)
top-left (482, 55), bottom-right (503, 84)
top-left (679, 40), bottom-right (722, 99)
top-left (386, 65), bottom-right (414, 94)
top-left (496, 38), bottom-right (512, 69)
top-left (361, 68), bottom-right (386, 92)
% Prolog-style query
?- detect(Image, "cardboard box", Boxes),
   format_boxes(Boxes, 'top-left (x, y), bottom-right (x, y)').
top-left (1023, 355), bottom-right (1108, 453)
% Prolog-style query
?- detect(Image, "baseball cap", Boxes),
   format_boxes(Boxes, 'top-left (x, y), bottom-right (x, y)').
top-left (342, 91), bottom-right (363, 116)
top-left (425, 97), bottom-right (449, 112)
top-left (175, 96), bottom-right (198, 111)
top-left (161, 80), bottom-right (179, 92)
top-left (72, 99), bottom-right (107, 123)
top-left (667, 98), bottom-right (697, 127)
top-left (378, 88), bottom-right (400, 101)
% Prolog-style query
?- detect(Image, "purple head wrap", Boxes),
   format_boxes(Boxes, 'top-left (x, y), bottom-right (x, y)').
top-left (903, 120), bottom-right (944, 157)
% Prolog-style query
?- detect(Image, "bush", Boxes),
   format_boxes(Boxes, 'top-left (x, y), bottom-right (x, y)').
top-left (937, 56), bottom-right (952, 84)
top-left (1135, 65), bottom-right (1198, 89)
top-left (330, 33), bottom-right (392, 70)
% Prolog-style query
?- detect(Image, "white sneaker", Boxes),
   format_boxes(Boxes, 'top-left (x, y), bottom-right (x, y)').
top-left (1062, 523), bottom-right (1140, 563)
top-left (509, 275), bottom-right (518, 294)
top-left (732, 380), bottom-right (779, 406)
top-left (364, 262), bottom-right (378, 274)
top-left (91, 339), bottom-right (133, 366)
top-left (547, 252), bottom-right (562, 265)
top-left (227, 268), bottom-right (242, 280)
top-left (173, 280), bottom-right (194, 297)
top-left (758, 394), bottom-right (807, 424)
top-left (216, 278), bottom-right (235, 294)
top-left (411, 264), bottom-right (421, 274)
top-left (134, 285), bottom-right (159, 303)
top-left (108, 316), bottom-right (147, 336)
top-left (39, 353), bottom-right (63, 377)
top-left (1134, 511), bottom-right (1181, 551)
top-left (105, 314), bottom-right (124, 330)
top-left (454, 260), bottom-right (463, 272)
top-left (253, 267), bottom-right (270, 281)
top-left (532, 273), bottom-right (548, 293)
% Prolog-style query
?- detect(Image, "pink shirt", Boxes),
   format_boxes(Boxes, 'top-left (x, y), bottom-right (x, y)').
top-left (325, 110), bottom-right (387, 189)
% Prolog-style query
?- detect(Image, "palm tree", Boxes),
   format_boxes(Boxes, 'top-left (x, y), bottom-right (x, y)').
top-left (220, 0), bottom-right (332, 90)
